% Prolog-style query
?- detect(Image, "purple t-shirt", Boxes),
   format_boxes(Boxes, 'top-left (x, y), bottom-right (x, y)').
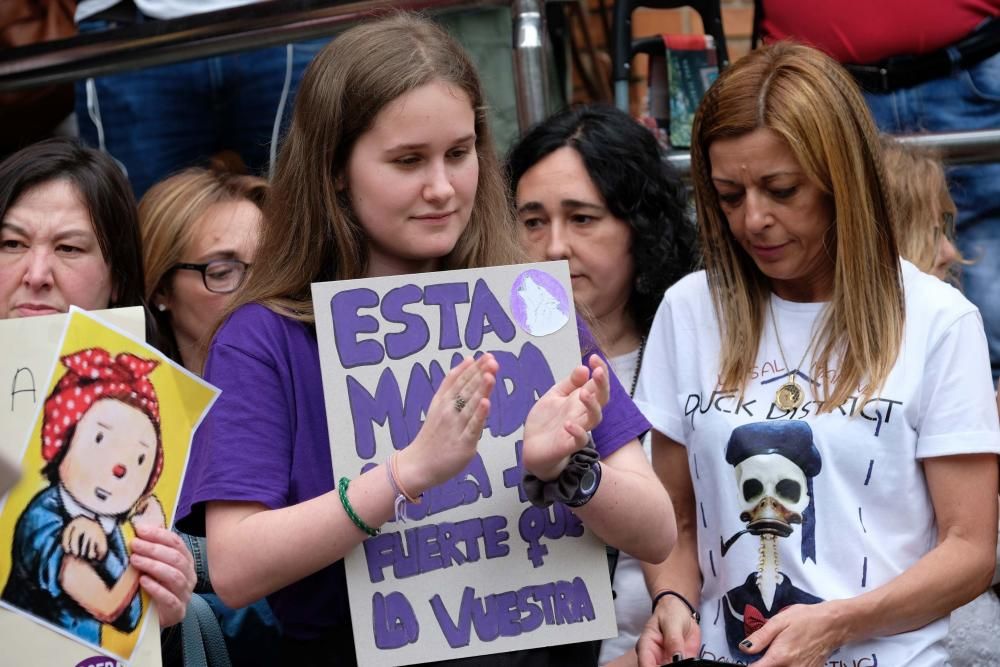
top-left (175, 303), bottom-right (649, 640)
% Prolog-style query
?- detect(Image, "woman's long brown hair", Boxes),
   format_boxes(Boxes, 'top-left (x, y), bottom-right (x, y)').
top-left (226, 12), bottom-right (523, 326)
top-left (691, 42), bottom-right (904, 411)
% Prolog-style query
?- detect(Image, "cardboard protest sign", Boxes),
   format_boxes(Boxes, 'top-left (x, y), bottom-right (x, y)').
top-left (1, 308), bottom-right (144, 451)
top-left (0, 308), bottom-right (218, 666)
top-left (0, 308), bottom-right (146, 528)
top-left (313, 261), bottom-right (616, 665)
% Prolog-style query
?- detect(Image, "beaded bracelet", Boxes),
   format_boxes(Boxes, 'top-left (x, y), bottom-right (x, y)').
top-left (651, 590), bottom-right (700, 622)
top-left (338, 477), bottom-right (379, 537)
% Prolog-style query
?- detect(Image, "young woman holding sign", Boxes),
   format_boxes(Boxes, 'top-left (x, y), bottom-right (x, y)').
top-left (175, 13), bottom-right (675, 666)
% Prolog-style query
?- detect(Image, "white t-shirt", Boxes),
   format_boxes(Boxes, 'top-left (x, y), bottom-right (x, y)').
top-left (600, 348), bottom-right (652, 664)
top-left (635, 261), bottom-right (1000, 666)
top-left (77, 0), bottom-right (264, 22)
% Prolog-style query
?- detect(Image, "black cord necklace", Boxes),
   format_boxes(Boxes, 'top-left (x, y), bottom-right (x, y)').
top-left (629, 335), bottom-right (647, 399)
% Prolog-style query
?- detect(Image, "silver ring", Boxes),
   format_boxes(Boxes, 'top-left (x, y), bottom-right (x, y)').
top-left (454, 395), bottom-right (467, 412)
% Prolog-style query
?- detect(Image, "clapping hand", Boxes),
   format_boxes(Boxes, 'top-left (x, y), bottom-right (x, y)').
top-left (397, 354), bottom-right (498, 493)
top-left (522, 354), bottom-right (610, 481)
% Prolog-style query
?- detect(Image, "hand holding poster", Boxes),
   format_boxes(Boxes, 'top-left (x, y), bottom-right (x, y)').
top-left (313, 261), bottom-right (617, 665)
top-left (0, 308), bottom-right (218, 666)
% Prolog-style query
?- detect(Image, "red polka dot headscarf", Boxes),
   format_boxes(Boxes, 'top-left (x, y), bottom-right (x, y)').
top-left (42, 348), bottom-right (163, 491)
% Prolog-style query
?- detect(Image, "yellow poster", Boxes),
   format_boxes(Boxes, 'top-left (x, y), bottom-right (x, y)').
top-left (0, 308), bottom-right (218, 666)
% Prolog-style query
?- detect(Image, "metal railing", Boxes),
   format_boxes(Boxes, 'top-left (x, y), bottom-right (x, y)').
top-left (666, 129), bottom-right (1000, 174)
top-left (899, 129), bottom-right (1000, 165)
top-left (1, 0), bottom-right (999, 167)
top-left (0, 0), bottom-right (551, 130)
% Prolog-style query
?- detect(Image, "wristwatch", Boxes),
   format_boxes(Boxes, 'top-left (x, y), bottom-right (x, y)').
top-left (522, 437), bottom-right (602, 508)
top-left (564, 459), bottom-right (602, 508)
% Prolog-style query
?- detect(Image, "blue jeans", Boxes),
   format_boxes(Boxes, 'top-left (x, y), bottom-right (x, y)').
top-left (76, 16), bottom-right (329, 197)
top-left (864, 50), bottom-right (1000, 381)
top-left (175, 531), bottom-right (283, 667)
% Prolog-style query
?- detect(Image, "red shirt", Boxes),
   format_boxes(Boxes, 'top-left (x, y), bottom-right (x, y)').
top-left (760, 0), bottom-right (999, 64)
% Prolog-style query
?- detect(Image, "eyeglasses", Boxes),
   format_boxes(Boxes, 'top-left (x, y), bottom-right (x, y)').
top-left (172, 259), bottom-right (250, 294)
top-left (934, 211), bottom-right (957, 246)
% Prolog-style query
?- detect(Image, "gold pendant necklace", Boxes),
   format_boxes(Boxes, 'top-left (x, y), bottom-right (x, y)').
top-left (774, 380), bottom-right (804, 411)
top-left (769, 298), bottom-right (821, 410)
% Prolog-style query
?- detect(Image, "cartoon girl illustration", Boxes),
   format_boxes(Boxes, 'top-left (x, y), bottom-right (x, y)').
top-left (1, 348), bottom-right (165, 647)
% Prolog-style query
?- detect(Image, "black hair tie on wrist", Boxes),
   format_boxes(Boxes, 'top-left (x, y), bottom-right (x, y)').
top-left (651, 590), bottom-right (701, 622)
top-left (522, 437), bottom-right (601, 508)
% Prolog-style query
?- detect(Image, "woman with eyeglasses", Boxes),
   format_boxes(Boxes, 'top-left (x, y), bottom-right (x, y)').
top-left (139, 166), bottom-right (281, 665)
top-left (140, 167), bottom-right (265, 374)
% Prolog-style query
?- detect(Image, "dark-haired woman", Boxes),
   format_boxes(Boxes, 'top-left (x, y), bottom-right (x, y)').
top-left (508, 104), bottom-right (698, 663)
top-left (0, 138), bottom-right (147, 320)
top-left (0, 137), bottom-right (196, 630)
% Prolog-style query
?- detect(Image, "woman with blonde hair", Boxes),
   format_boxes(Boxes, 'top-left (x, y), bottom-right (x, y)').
top-left (634, 42), bottom-right (999, 666)
top-left (139, 166), bottom-right (279, 664)
top-left (879, 138), bottom-right (964, 283)
top-left (877, 136), bottom-right (999, 666)
top-left (140, 167), bottom-right (266, 373)
top-left (175, 13), bottom-right (674, 665)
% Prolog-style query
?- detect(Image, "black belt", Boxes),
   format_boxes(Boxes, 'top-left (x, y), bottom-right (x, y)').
top-left (845, 17), bottom-right (1000, 93)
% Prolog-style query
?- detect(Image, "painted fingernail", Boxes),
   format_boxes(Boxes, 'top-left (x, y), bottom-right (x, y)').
top-left (672, 654), bottom-right (683, 663)
top-left (740, 639), bottom-right (753, 649)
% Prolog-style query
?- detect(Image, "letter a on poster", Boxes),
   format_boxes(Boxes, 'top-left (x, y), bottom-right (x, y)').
top-left (0, 308), bottom-right (218, 666)
top-left (313, 261), bottom-right (616, 665)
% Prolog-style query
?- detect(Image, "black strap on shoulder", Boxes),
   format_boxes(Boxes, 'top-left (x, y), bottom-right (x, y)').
top-left (182, 594), bottom-right (233, 667)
